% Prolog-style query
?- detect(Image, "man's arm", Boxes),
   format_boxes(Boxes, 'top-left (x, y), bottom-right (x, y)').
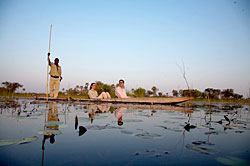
top-left (48, 53), bottom-right (51, 66)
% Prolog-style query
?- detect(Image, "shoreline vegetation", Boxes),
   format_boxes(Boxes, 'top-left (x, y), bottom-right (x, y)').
top-left (0, 81), bottom-right (249, 103)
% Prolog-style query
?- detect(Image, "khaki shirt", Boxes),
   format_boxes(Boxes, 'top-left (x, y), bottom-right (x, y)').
top-left (88, 89), bottom-right (98, 99)
top-left (49, 62), bottom-right (62, 77)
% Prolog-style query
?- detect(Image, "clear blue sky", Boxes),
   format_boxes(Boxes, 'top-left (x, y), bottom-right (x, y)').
top-left (0, 0), bottom-right (250, 96)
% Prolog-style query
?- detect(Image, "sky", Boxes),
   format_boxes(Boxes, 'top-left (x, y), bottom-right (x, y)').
top-left (0, 0), bottom-right (250, 96)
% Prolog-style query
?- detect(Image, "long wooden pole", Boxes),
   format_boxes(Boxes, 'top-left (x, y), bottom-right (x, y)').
top-left (46, 24), bottom-right (52, 101)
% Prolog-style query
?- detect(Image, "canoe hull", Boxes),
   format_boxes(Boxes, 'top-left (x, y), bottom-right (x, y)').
top-left (34, 97), bottom-right (192, 105)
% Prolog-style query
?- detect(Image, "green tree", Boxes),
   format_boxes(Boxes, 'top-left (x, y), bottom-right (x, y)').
top-left (2, 81), bottom-right (23, 95)
top-left (134, 88), bottom-right (146, 97)
top-left (172, 90), bottom-right (178, 97)
top-left (158, 92), bottom-right (163, 97)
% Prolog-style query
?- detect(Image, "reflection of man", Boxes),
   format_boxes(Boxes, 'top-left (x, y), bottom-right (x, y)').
top-left (87, 105), bottom-right (98, 123)
top-left (115, 79), bottom-right (129, 98)
top-left (42, 102), bottom-right (59, 150)
top-left (114, 107), bottom-right (127, 126)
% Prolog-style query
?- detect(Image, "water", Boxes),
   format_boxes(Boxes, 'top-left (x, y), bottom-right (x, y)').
top-left (0, 98), bottom-right (250, 166)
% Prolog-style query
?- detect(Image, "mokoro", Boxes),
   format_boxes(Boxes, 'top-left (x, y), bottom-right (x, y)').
top-left (34, 97), bottom-right (193, 105)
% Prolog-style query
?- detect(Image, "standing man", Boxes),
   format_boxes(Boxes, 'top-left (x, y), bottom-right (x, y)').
top-left (48, 53), bottom-right (62, 98)
top-left (115, 79), bottom-right (129, 98)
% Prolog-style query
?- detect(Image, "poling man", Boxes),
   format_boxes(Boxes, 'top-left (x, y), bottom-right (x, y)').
top-left (48, 52), bottom-right (62, 98)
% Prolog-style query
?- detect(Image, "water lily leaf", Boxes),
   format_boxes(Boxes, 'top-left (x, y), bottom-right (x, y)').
top-left (155, 125), bottom-right (168, 129)
top-left (204, 131), bottom-right (219, 135)
top-left (78, 117), bottom-right (91, 122)
top-left (216, 156), bottom-right (250, 166)
top-left (167, 128), bottom-right (183, 132)
top-left (107, 126), bottom-right (124, 129)
top-left (46, 121), bottom-right (64, 126)
top-left (18, 136), bottom-right (38, 144)
top-left (0, 139), bottom-right (19, 147)
top-left (120, 130), bottom-right (134, 135)
top-left (186, 144), bottom-right (217, 154)
top-left (86, 124), bottom-right (109, 130)
top-left (123, 119), bottom-right (143, 123)
top-left (163, 120), bottom-right (178, 124)
top-left (135, 132), bottom-right (161, 139)
top-left (38, 130), bottom-right (62, 135)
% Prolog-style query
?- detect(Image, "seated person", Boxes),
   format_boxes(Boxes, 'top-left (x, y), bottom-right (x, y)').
top-left (88, 83), bottom-right (111, 99)
top-left (115, 79), bottom-right (129, 98)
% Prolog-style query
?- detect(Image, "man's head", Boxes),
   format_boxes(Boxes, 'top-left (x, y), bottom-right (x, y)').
top-left (118, 120), bottom-right (123, 126)
top-left (54, 58), bottom-right (59, 65)
top-left (90, 83), bottom-right (96, 90)
top-left (119, 79), bottom-right (125, 88)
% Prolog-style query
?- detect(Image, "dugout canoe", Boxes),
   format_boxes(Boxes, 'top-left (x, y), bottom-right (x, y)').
top-left (34, 97), bottom-right (193, 105)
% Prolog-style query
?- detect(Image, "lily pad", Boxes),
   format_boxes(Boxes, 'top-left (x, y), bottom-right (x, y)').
top-left (121, 130), bottom-right (134, 135)
top-left (135, 132), bottom-right (161, 139)
top-left (0, 139), bottom-right (19, 147)
top-left (38, 129), bottom-right (62, 135)
top-left (216, 156), bottom-right (250, 166)
top-left (107, 126), bottom-right (124, 130)
top-left (155, 125), bottom-right (168, 129)
top-left (86, 124), bottom-right (109, 130)
top-left (78, 117), bottom-right (91, 122)
top-left (167, 128), bottom-right (183, 132)
top-left (46, 121), bottom-right (64, 126)
top-left (123, 119), bottom-right (143, 123)
top-left (0, 136), bottom-right (38, 147)
top-left (186, 144), bottom-right (217, 155)
top-left (18, 136), bottom-right (38, 144)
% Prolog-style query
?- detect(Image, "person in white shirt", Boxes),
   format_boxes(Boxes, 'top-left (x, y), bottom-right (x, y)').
top-left (48, 53), bottom-right (62, 98)
top-left (88, 83), bottom-right (111, 99)
top-left (115, 79), bottom-right (129, 98)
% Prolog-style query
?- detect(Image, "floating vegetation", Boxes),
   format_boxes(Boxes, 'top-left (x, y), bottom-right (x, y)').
top-left (186, 142), bottom-right (217, 155)
top-left (204, 131), bottom-right (219, 135)
top-left (46, 121), bottom-right (64, 126)
top-left (135, 132), bottom-right (161, 139)
top-left (133, 149), bottom-right (169, 157)
top-left (216, 156), bottom-right (250, 166)
top-left (85, 124), bottom-right (123, 130)
top-left (120, 130), bottom-right (133, 135)
top-left (167, 128), bottom-right (183, 132)
top-left (18, 136), bottom-right (38, 144)
top-left (106, 126), bottom-right (124, 130)
top-left (184, 123), bottom-right (196, 131)
top-left (155, 125), bottom-right (168, 130)
top-left (163, 120), bottom-right (179, 124)
top-left (78, 117), bottom-right (91, 122)
top-left (0, 136), bottom-right (38, 147)
top-left (38, 130), bottom-right (62, 135)
top-left (123, 119), bottom-right (143, 123)
top-left (86, 124), bottom-right (109, 130)
top-left (0, 139), bottom-right (19, 147)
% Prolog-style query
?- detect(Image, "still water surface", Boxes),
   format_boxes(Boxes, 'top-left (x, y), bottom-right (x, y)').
top-left (0, 98), bottom-right (250, 165)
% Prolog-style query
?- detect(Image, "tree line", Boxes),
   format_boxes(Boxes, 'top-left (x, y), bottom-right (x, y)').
top-left (0, 81), bottom-right (245, 99)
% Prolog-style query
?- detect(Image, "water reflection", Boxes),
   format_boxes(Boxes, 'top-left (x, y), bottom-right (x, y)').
top-left (42, 102), bottom-right (59, 166)
top-left (114, 107), bottom-right (126, 126)
top-left (0, 98), bottom-right (250, 166)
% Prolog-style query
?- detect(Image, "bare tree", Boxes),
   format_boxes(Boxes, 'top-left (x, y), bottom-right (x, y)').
top-left (177, 62), bottom-right (191, 97)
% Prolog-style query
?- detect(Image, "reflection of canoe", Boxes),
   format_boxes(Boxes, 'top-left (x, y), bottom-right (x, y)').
top-left (34, 97), bottom-right (192, 105)
top-left (108, 103), bottom-right (193, 113)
